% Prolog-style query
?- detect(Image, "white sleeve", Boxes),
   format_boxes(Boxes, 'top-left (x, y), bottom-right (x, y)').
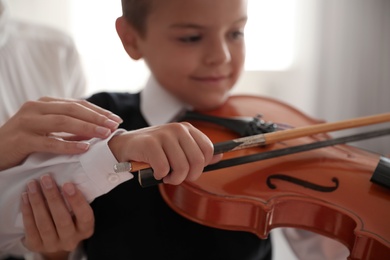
top-left (22, 243), bottom-right (86, 260)
top-left (0, 129), bottom-right (133, 255)
top-left (281, 228), bottom-right (349, 260)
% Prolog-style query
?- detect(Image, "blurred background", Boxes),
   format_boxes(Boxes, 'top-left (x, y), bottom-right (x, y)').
top-left (5, 0), bottom-right (389, 259)
top-left (7, 0), bottom-right (390, 155)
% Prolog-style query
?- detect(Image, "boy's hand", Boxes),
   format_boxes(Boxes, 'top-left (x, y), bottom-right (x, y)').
top-left (108, 122), bottom-right (222, 185)
top-left (0, 97), bottom-right (123, 171)
top-left (21, 174), bottom-right (94, 257)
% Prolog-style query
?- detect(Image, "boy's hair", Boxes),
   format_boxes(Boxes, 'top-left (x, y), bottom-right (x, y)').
top-left (121, 0), bottom-right (153, 36)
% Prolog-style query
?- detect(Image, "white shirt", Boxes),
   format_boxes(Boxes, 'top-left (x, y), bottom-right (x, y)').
top-left (141, 76), bottom-right (188, 126)
top-left (0, 0), bottom-right (86, 124)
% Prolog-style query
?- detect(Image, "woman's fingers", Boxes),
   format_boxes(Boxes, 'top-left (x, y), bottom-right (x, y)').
top-left (23, 180), bottom-right (59, 252)
top-left (21, 192), bottom-right (44, 251)
top-left (38, 97), bottom-right (122, 124)
top-left (37, 99), bottom-right (122, 129)
top-left (39, 176), bottom-right (78, 251)
top-left (26, 136), bottom-right (91, 155)
top-left (62, 182), bottom-right (94, 239)
top-left (26, 114), bottom-right (116, 139)
top-left (22, 100), bottom-right (121, 135)
top-left (40, 176), bottom-right (93, 251)
top-left (21, 175), bottom-right (94, 253)
top-left (0, 97), bottom-right (123, 170)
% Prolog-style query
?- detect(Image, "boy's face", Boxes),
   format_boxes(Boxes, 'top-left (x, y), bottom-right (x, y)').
top-left (120, 0), bottom-right (247, 111)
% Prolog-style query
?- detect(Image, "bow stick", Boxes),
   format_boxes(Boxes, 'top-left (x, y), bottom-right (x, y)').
top-left (113, 112), bottom-right (390, 186)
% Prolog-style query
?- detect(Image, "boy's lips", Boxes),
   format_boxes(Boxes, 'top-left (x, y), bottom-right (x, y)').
top-left (191, 74), bottom-right (231, 82)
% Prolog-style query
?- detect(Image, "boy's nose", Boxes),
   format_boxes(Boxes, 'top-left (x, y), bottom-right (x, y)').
top-left (204, 39), bottom-right (231, 66)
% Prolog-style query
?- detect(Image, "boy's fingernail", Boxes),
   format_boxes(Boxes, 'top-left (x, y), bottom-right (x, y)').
top-left (108, 114), bottom-right (123, 123)
top-left (40, 174), bottom-right (53, 189)
top-left (95, 126), bottom-right (111, 136)
top-left (77, 142), bottom-right (90, 150)
top-left (22, 192), bottom-right (29, 204)
top-left (63, 183), bottom-right (76, 196)
top-left (27, 181), bottom-right (37, 194)
top-left (104, 119), bottom-right (120, 129)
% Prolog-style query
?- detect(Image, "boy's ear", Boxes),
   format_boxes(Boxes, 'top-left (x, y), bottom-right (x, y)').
top-left (115, 17), bottom-right (143, 60)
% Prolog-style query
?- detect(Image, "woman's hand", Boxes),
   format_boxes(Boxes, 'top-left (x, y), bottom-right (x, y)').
top-left (108, 122), bottom-right (222, 185)
top-left (21, 174), bottom-right (94, 259)
top-left (0, 96), bottom-right (122, 170)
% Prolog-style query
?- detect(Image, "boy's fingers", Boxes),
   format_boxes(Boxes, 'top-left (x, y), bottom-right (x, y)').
top-left (188, 126), bottom-right (215, 165)
top-left (161, 141), bottom-right (189, 185)
top-left (164, 124), bottom-right (214, 184)
top-left (210, 153), bottom-right (224, 165)
top-left (180, 129), bottom-right (212, 181)
top-left (145, 145), bottom-right (170, 181)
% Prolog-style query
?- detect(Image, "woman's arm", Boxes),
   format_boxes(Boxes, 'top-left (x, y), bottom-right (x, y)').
top-left (1, 121), bottom-right (221, 256)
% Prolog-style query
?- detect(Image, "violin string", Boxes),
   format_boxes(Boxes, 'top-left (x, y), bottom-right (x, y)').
top-left (203, 127), bottom-right (390, 172)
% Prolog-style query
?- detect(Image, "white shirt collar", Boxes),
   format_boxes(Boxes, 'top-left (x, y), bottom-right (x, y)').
top-left (141, 76), bottom-right (189, 126)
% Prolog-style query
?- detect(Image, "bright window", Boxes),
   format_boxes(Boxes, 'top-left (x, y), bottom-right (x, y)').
top-left (245, 0), bottom-right (296, 70)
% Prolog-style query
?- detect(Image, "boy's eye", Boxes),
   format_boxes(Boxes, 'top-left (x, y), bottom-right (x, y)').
top-left (230, 30), bottom-right (244, 40)
top-left (179, 35), bottom-right (202, 43)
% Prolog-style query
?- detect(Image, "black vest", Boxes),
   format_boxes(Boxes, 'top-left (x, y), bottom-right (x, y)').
top-left (84, 92), bottom-right (272, 260)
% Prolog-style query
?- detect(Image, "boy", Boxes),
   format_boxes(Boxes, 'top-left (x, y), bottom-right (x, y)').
top-left (1, 0), bottom-right (272, 259)
top-left (83, 0), bottom-right (272, 259)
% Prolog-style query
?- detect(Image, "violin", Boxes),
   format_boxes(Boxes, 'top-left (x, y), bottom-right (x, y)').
top-left (158, 95), bottom-right (390, 260)
top-left (114, 94), bottom-right (390, 259)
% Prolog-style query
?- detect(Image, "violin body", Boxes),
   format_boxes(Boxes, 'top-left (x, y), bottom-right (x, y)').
top-left (159, 95), bottom-right (390, 260)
